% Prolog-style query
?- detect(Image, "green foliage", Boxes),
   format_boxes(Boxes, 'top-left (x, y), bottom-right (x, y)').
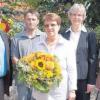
top-left (94, 25), bottom-right (100, 40)
top-left (30, 1), bottom-right (72, 31)
top-left (1, 0), bottom-right (99, 40)
top-left (8, 21), bottom-right (24, 37)
top-left (25, 0), bottom-right (42, 8)
top-left (87, 1), bottom-right (100, 28)
top-left (0, 6), bottom-right (12, 15)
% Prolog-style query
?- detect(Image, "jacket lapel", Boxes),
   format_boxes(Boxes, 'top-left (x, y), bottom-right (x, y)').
top-left (63, 30), bottom-right (71, 40)
top-left (77, 31), bottom-right (87, 52)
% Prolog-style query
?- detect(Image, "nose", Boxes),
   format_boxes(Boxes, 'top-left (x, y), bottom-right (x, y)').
top-left (48, 25), bottom-right (52, 29)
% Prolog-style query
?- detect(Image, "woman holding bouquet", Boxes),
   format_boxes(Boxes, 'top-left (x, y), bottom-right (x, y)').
top-left (32, 13), bottom-right (77, 100)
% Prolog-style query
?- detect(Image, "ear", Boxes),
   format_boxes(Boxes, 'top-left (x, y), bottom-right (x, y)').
top-left (58, 25), bottom-right (61, 31)
top-left (37, 19), bottom-right (39, 25)
top-left (83, 15), bottom-right (86, 20)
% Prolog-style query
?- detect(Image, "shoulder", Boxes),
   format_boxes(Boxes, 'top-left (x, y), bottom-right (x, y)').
top-left (35, 33), bottom-right (46, 43)
top-left (0, 30), bottom-right (10, 39)
top-left (36, 29), bottom-right (45, 36)
top-left (14, 31), bottom-right (24, 38)
top-left (59, 35), bottom-right (75, 52)
top-left (11, 32), bottom-right (24, 44)
top-left (59, 35), bottom-right (73, 48)
top-left (12, 31), bottom-right (25, 38)
top-left (86, 31), bottom-right (96, 42)
top-left (88, 31), bottom-right (96, 37)
top-left (59, 28), bottom-right (71, 40)
top-left (84, 26), bottom-right (96, 36)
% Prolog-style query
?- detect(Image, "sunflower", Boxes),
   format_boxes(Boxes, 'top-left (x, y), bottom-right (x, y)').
top-left (45, 61), bottom-right (55, 71)
top-left (45, 70), bottom-right (53, 78)
top-left (35, 59), bottom-right (45, 70)
top-left (29, 61), bottom-right (35, 69)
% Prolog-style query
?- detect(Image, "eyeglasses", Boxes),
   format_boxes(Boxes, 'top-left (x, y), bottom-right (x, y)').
top-left (70, 13), bottom-right (84, 17)
top-left (44, 23), bottom-right (58, 28)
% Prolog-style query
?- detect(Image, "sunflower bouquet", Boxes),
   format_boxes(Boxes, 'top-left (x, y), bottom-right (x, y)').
top-left (17, 51), bottom-right (62, 93)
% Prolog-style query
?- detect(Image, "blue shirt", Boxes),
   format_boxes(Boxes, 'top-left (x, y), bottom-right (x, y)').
top-left (11, 29), bottom-right (45, 58)
top-left (0, 35), bottom-right (7, 77)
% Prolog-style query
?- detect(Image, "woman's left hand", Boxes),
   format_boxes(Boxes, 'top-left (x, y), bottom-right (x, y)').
top-left (68, 91), bottom-right (76, 100)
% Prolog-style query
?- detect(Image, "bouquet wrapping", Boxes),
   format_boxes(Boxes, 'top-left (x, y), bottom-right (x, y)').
top-left (17, 52), bottom-right (62, 93)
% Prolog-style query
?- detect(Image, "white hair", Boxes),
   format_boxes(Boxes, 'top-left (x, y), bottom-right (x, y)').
top-left (68, 3), bottom-right (86, 19)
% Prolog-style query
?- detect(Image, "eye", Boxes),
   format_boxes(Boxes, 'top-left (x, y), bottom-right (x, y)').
top-left (71, 13), bottom-right (83, 17)
top-left (44, 24), bottom-right (48, 28)
top-left (44, 24), bottom-right (57, 28)
top-left (32, 18), bottom-right (37, 21)
top-left (51, 24), bottom-right (57, 27)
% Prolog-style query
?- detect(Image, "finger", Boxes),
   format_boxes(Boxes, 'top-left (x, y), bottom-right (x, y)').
top-left (85, 90), bottom-right (90, 94)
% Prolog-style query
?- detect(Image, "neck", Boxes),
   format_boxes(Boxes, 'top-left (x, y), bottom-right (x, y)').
top-left (26, 28), bottom-right (37, 37)
top-left (47, 35), bottom-right (59, 46)
top-left (71, 25), bottom-right (82, 33)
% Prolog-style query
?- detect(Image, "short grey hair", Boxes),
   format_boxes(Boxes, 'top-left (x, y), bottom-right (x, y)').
top-left (68, 3), bottom-right (86, 19)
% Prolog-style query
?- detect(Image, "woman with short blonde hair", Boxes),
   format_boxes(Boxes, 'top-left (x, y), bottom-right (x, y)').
top-left (32, 12), bottom-right (77, 100)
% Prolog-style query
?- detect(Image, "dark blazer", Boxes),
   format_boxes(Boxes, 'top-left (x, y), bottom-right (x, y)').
top-left (0, 31), bottom-right (12, 95)
top-left (61, 30), bottom-right (97, 85)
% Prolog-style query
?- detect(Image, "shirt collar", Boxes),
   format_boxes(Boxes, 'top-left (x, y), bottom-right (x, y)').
top-left (66, 25), bottom-right (87, 33)
top-left (38, 34), bottom-right (67, 45)
top-left (81, 25), bottom-right (87, 32)
top-left (20, 29), bottom-right (43, 38)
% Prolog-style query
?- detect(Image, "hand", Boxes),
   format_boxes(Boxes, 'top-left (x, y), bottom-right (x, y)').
top-left (68, 91), bottom-right (76, 100)
top-left (86, 84), bottom-right (95, 93)
top-left (12, 56), bottom-right (19, 64)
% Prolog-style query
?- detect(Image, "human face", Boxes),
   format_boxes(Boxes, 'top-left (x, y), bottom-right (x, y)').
top-left (69, 10), bottom-right (85, 27)
top-left (44, 20), bottom-right (60, 38)
top-left (24, 13), bottom-right (39, 31)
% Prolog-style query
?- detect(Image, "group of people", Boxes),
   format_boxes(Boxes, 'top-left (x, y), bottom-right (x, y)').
top-left (0, 3), bottom-right (97, 100)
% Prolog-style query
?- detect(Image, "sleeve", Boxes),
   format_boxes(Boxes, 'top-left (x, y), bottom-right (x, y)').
top-left (87, 31), bottom-right (97, 84)
top-left (67, 43), bottom-right (77, 91)
top-left (11, 37), bottom-right (20, 62)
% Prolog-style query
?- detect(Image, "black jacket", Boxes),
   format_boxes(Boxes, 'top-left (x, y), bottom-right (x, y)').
top-left (61, 30), bottom-right (97, 85)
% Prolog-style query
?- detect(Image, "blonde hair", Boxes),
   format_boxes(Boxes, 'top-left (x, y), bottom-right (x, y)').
top-left (43, 13), bottom-right (61, 25)
top-left (68, 3), bottom-right (86, 19)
